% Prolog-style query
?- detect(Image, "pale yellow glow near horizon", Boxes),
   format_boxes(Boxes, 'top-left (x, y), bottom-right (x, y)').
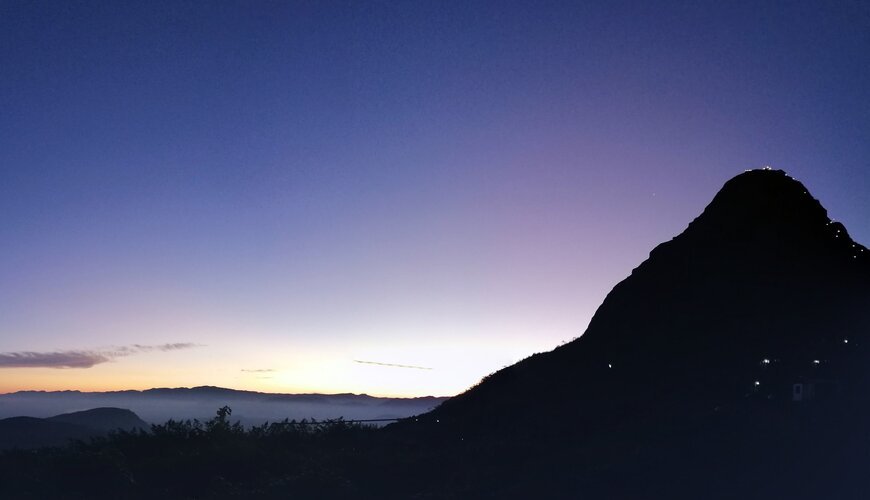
top-left (0, 335), bottom-right (560, 398)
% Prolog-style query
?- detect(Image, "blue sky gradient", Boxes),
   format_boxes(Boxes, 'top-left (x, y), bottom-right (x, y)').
top-left (1, 0), bottom-right (868, 395)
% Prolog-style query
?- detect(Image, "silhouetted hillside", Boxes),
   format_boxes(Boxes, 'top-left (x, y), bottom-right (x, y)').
top-left (422, 169), bottom-right (870, 429)
top-left (48, 407), bottom-right (148, 433)
top-left (389, 169), bottom-right (870, 498)
top-left (0, 417), bottom-right (94, 450)
top-left (0, 407), bottom-right (146, 450)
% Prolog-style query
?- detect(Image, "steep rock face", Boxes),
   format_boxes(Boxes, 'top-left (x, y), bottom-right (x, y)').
top-left (425, 169), bottom-right (870, 433)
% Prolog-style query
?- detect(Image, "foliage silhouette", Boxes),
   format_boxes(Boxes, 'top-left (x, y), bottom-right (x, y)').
top-left (0, 406), bottom-right (392, 498)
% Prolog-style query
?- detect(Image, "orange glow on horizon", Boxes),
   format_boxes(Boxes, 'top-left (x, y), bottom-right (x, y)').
top-left (0, 333), bottom-right (560, 398)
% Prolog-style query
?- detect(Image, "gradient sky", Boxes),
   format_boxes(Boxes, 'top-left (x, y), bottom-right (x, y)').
top-left (1, 0), bottom-right (868, 397)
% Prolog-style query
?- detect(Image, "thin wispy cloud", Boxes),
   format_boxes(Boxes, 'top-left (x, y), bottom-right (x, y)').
top-left (0, 351), bottom-right (112, 369)
top-left (241, 368), bottom-right (276, 373)
top-left (0, 343), bottom-right (201, 369)
top-left (354, 360), bottom-right (433, 370)
top-left (135, 343), bottom-right (199, 352)
top-left (110, 343), bottom-right (201, 356)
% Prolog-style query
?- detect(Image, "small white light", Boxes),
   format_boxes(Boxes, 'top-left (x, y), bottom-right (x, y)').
top-left (844, 339), bottom-right (849, 344)
top-left (608, 363), bottom-right (612, 368)
top-left (813, 360), bottom-right (820, 365)
top-left (754, 381), bottom-right (761, 386)
top-left (761, 358), bottom-right (770, 364)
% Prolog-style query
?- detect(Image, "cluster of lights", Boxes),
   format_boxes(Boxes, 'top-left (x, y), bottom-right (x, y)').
top-left (760, 357), bottom-right (827, 366)
top-left (749, 352), bottom-right (844, 394)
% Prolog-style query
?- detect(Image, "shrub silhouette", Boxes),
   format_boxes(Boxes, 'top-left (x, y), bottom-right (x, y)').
top-left (0, 406), bottom-right (387, 499)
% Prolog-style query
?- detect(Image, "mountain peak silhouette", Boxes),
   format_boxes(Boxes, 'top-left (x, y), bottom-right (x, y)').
top-left (418, 169), bottom-right (870, 435)
top-left (393, 169), bottom-right (870, 498)
top-left (695, 168), bottom-right (828, 229)
top-left (642, 168), bottom-right (866, 280)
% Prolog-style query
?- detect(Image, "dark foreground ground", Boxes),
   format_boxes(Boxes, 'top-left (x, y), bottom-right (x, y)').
top-left (1, 397), bottom-right (868, 499)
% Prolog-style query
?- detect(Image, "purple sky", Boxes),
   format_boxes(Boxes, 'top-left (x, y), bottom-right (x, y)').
top-left (1, 0), bottom-right (868, 396)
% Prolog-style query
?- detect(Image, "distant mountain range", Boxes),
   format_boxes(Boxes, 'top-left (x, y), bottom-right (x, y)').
top-left (0, 386), bottom-right (448, 428)
top-left (0, 408), bottom-right (147, 450)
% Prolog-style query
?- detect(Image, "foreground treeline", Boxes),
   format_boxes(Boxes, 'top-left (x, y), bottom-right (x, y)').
top-left (0, 407), bottom-right (393, 498)
top-left (3, 400), bottom-right (870, 499)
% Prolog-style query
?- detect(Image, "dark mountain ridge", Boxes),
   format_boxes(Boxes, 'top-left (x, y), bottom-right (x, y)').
top-left (8, 385), bottom-right (446, 403)
top-left (421, 169), bottom-right (870, 428)
top-left (387, 169), bottom-right (870, 498)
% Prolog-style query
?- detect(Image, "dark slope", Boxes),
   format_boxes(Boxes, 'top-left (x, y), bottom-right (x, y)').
top-left (427, 169), bottom-right (870, 427)
top-left (48, 407), bottom-right (148, 433)
top-left (0, 408), bottom-right (148, 450)
top-left (387, 169), bottom-right (870, 498)
top-left (0, 417), bottom-right (94, 450)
